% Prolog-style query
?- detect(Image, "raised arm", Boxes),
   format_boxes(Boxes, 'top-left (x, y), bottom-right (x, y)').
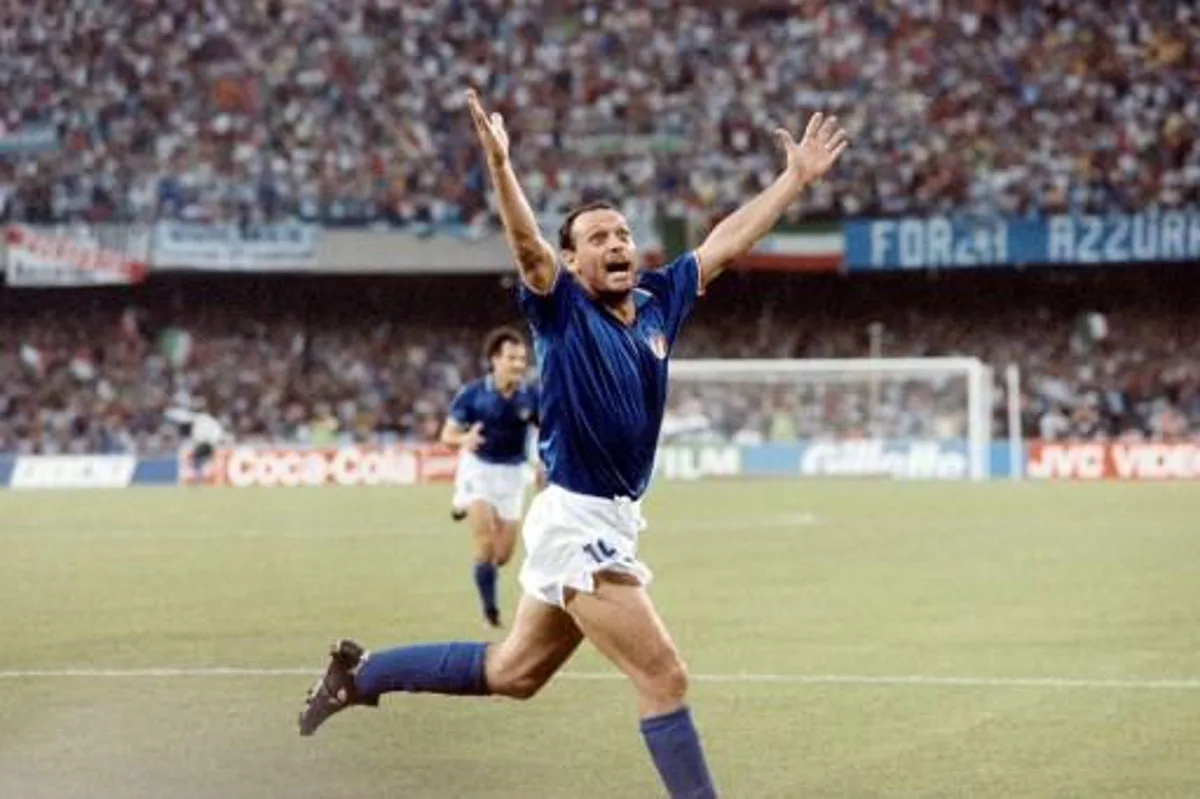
top-left (695, 112), bottom-right (849, 287)
top-left (465, 89), bottom-right (558, 294)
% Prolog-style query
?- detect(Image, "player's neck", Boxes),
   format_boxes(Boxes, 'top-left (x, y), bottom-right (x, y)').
top-left (574, 274), bottom-right (637, 325)
top-left (597, 293), bottom-right (637, 326)
top-left (493, 376), bottom-right (519, 396)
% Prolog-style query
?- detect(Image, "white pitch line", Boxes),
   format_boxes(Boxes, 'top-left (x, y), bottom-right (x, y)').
top-left (0, 667), bottom-right (313, 678)
top-left (0, 668), bottom-right (1197, 690)
top-left (564, 672), bottom-right (1200, 690)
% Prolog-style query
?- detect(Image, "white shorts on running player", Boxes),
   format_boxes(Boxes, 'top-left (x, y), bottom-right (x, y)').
top-left (518, 484), bottom-right (653, 608)
top-left (452, 450), bottom-right (528, 522)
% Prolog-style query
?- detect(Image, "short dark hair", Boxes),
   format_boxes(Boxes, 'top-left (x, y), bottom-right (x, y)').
top-left (483, 326), bottom-right (525, 363)
top-left (558, 200), bottom-right (619, 251)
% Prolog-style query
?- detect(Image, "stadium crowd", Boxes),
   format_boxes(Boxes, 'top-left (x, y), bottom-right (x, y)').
top-left (2, 0), bottom-right (1197, 227)
top-left (1, 271), bottom-right (1195, 455)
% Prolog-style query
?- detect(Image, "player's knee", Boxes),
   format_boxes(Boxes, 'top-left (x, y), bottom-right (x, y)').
top-left (474, 542), bottom-right (495, 562)
top-left (487, 667), bottom-right (546, 701)
top-left (644, 655), bottom-right (689, 705)
top-left (484, 647), bottom-right (547, 701)
top-left (493, 532), bottom-right (516, 566)
top-left (501, 673), bottom-right (545, 701)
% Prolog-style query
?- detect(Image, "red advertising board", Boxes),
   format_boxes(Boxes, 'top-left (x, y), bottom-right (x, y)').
top-left (1026, 441), bottom-right (1200, 480)
top-left (5, 224), bottom-right (147, 286)
top-left (187, 445), bottom-right (460, 487)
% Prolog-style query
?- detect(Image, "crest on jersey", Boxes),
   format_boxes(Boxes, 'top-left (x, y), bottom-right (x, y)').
top-left (518, 407), bottom-right (533, 422)
top-left (647, 332), bottom-right (668, 360)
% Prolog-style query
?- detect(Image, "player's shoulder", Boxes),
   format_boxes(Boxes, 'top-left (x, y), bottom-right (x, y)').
top-left (518, 269), bottom-right (586, 337)
top-left (521, 267), bottom-right (583, 305)
top-left (636, 251), bottom-right (698, 295)
top-left (454, 377), bottom-right (486, 400)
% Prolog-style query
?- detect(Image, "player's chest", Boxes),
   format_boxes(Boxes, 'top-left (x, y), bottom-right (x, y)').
top-left (571, 307), bottom-right (669, 378)
top-left (474, 393), bottom-right (534, 426)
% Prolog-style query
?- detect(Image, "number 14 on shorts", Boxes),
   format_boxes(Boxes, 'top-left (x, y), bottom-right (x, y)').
top-left (582, 538), bottom-right (621, 565)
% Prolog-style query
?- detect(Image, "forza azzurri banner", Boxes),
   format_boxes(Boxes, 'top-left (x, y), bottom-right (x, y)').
top-left (844, 212), bottom-right (1200, 270)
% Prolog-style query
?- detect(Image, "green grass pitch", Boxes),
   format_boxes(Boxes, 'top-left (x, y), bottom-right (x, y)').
top-left (2, 480), bottom-right (1199, 798)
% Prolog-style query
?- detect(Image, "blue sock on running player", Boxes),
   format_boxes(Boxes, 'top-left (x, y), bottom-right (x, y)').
top-left (473, 561), bottom-right (498, 617)
top-left (639, 706), bottom-right (717, 798)
top-left (354, 642), bottom-right (490, 699)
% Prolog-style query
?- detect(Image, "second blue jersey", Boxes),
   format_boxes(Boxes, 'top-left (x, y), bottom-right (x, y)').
top-left (447, 377), bottom-right (539, 465)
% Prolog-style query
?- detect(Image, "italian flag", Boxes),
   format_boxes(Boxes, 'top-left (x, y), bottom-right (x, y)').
top-left (738, 222), bottom-right (843, 272)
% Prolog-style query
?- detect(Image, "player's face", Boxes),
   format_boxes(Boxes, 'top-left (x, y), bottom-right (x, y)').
top-left (564, 209), bottom-right (638, 299)
top-left (491, 341), bottom-right (528, 386)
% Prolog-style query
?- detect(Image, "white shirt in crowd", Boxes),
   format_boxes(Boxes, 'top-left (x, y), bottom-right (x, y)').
top-left (165, 408), bottom-right (228, 446)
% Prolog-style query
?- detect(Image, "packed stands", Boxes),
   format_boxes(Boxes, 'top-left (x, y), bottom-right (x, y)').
top-left (3, 0), bottom-right (1197, 227)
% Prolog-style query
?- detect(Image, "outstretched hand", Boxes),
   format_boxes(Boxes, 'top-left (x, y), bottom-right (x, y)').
top-left (465, 89), bottom-right (510, 165)
top-left (775, 112), bottom-right (849, 184)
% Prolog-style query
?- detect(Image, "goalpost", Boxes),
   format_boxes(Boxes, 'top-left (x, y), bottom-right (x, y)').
top-left (666, 357), bottom-right (995, 481)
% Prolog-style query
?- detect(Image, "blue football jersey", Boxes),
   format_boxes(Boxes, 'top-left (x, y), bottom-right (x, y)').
top-left (447, 376), bottom-right (539, 465)
top-left (519, 251), bottom-right (702, 499)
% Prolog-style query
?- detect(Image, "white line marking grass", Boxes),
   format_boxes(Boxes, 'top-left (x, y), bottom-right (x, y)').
top-left (1, 668), bottom-right (1197, 690)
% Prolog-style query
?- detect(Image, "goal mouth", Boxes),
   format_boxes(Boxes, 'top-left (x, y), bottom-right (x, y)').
top-left (661, 357), bottom-right (994, 482)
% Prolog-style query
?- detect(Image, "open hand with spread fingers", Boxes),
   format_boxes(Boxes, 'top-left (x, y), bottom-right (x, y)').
top-left (775, 112), bottom-right (850, 185)
top-left (465, 88), bottom-right (510, 166)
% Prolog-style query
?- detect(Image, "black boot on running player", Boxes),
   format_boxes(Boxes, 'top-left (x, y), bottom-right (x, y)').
top-left (298, 638), bottom-right (377, 736)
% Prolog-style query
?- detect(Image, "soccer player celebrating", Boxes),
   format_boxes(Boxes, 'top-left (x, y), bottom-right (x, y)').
top-left (441, 326), bottom-right (539, 628)
top-left (300, 88), bottom-right (848, 798)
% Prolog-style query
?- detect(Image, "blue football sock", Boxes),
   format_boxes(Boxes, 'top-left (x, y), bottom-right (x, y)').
top-left (639, 706), bottom-right (717, 798)
top-left (354, 642), bottom-right (490, 699)
top-left (473, 561), bottom-right (498, 615)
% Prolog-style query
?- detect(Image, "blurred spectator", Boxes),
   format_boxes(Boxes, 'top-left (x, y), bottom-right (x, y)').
top-left (2, 1), bottom-right (1197, 228)
top-left (0, 267), bottom-right (1195, 455)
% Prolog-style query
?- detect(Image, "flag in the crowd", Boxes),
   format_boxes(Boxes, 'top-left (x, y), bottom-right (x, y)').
top-left (738, 222), bottom-right (844, 272)
top-left (160, 326), bottom-right (193, 368)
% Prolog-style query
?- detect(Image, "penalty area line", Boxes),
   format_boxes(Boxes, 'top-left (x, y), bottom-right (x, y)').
top-left (0, 668), bottom-right (1197, 690)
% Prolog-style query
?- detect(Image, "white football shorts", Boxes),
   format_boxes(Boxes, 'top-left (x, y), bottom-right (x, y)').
top-left (452, 451), bottom-right (529, 522)
top-left (518, 484), bottom-right (652, 608)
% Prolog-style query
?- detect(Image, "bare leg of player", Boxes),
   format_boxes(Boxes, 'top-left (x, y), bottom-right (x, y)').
top-left (566, 572), bottom-right (717, 798)
top-left (299, 595), bottom-right (582, 736)
top-left (493, 519), bottom-right (519, 567)
top-left (466, 499), bottom-right (499, 561)
top-left (484, 594), bottom-right (582, 698)
top-left (466, 499), bottom-right (503, 626)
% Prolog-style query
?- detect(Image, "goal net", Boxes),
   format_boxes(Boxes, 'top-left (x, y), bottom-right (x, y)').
top-left (664, 358), bottom-right (993, 481)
